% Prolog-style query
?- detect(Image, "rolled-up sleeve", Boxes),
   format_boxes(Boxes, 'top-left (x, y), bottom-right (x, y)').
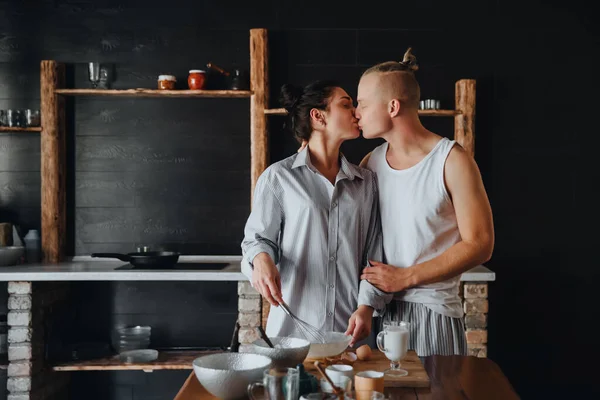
top-left (357, 174), bottom-right (393, 315)
top-left (241, 171), bottom-right (283, 280)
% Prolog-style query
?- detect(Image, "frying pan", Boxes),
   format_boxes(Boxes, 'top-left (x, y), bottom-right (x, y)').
top-left (91, 251), bottom-right (180, 268)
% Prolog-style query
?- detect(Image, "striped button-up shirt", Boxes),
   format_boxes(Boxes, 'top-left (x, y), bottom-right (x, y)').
top-left (241, 146), bottom-right (392, 338)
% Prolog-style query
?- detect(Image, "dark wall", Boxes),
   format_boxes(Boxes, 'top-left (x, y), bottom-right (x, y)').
top-left (1, 0), bottom-right (598, 399)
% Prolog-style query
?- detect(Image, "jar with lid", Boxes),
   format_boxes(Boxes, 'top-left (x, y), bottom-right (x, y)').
top-left (157, 75), bottom-right (176, 90)
top-left (188, 70), bottom-right (206, 90)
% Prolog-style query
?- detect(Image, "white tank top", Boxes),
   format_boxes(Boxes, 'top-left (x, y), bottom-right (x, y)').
top-left (367, 138), bottom-right (463, 318)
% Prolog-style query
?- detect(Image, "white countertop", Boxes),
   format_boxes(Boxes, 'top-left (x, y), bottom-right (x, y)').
top-left (0, 256), bottom-right (495, 282)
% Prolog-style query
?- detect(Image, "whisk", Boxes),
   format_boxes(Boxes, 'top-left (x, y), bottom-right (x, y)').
top-left (279, 300), bottom-right (326, 344)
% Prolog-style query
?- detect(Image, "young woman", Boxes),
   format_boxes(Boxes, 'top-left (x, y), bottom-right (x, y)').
top-left (241, 81), bottom-right (391, 343)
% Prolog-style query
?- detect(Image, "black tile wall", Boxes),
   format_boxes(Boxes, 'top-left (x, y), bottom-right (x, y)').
top-left (1, 0), bottom-right (599, 398)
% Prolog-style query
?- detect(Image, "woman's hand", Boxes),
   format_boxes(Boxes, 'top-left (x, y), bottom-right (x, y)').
top-left (345, 305), bottom-right (374, 347)
top-left (251, 253), bottom-right (283, 306)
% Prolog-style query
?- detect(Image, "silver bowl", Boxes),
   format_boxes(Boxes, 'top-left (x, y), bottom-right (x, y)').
top-left (0, 246), bottom-right (24, 266)
top-left (241, 336), bottom-right (311, 368)
top-left (193, 352), bottom-right (272, 400)
top-left (306, 331), bottom-right (352, 359)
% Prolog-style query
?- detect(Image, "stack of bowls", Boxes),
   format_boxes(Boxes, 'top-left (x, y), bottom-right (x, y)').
top-left (111, 326), bottom-right (151, 353)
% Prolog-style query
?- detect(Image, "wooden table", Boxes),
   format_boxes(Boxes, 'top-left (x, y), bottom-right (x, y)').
top-left (175, 354), bottom-right (519, 400)
top-left (392, 355), bottom-right (520, 400)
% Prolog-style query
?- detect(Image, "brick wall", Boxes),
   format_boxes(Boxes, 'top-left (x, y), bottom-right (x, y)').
top-left (6, 282), bottom-right (69, 400)
top-left (462, 282), bottom-right (489, 358)
top-left (237, 282), bottom-right (261, 344)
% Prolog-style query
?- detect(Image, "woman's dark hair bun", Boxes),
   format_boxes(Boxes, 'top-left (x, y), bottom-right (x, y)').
top-left (279, 84), bottom-right (304, 112)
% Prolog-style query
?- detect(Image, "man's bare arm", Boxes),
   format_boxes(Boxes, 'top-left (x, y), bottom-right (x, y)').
top-left (406, 145), bottom-right (495, 287)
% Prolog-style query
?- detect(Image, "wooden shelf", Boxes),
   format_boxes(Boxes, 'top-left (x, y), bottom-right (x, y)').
top-left (52, 350), bottom-right (223, 372)
top-left (418, 109), bottom-right (461, 116)
top-left (0, 126), bottom-right (42, 132)
top-left (264, 108), bottom-right (461, 117)
top-left (54, 89), bottom-right (253, 98)
top-left (264, 108), bottom-right (287, 115)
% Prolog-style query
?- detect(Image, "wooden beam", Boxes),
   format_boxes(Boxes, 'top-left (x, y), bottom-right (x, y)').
top-left (250, 28), bottom-right (270, 330)
top-left (40, 60), bottom-right (66, 263)
top-left (454, 79), bottom-right (476, 157)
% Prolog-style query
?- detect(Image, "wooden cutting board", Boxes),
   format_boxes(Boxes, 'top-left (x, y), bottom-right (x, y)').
top-left (305, 350), bottom-right (429, 388)
top-left (174, 349), bottom-right (429, 399)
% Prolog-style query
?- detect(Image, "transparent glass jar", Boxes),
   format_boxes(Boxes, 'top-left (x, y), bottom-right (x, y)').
top-left (157, 75), bottom-right (176, 90)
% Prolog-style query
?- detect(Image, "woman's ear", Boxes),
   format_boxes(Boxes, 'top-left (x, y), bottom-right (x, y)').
top-left (310, 108), bottom-right (326, 127)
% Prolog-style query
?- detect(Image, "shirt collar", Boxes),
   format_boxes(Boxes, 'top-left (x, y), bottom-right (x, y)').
top-left (291, 145), bottom-right (364, 181)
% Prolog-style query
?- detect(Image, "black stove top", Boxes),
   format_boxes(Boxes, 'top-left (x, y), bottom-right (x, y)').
top-left (115, 262), bottom-right (230, 271)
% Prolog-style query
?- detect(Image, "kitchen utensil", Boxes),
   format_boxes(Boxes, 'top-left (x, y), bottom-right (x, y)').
top-left (255, 326), bottom-right (275, 348)
top-left (314, 361), bottom-right (343, 398)
top-left (320, 376), bottom-right (352, 395)
top-left (229, 320), bottom-right (241, 352)
top-left (241, 336), bottom-right (310, 368)
top-left (0, 246), bottom-right (24, 266)
top-left (88, 62), bottom-right (100, 88)
top-left (206, 62), bottom-right (230, 76)
top-left (91, 251), bottom-right (180, 268)
top-left (247, 367), bottom-right (299, 400)
top-left (377, 321), bottom-right (410, 377)
top-left (345, 390), bottom-right (386, 400)
top-left (279, 300), bottom-right (326, 344)
top-left (325, 364), bottom-right (354, 385)
top-left (119, 349), bottom-right (158, 363)
top-left (306, 332), bottom-right (352, 359)
top-left (24, 109), bottom-right (40, 127)
top-left (192, 353), bottom-right (272, 400)
top-left (354, 371), bottom-right (385, 394)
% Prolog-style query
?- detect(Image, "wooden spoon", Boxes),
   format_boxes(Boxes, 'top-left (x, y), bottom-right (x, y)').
top-left (313, 361), bottom-right (344, 399)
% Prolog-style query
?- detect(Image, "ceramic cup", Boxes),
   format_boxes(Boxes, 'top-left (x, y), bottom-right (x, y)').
top-left (325, 364), bottom-right (354, 386)
top-left (354, 371), bottom-right (384, 394)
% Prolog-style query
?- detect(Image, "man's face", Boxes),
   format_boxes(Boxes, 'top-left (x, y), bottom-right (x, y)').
top-left (356, 73), bottom-right (392, 139)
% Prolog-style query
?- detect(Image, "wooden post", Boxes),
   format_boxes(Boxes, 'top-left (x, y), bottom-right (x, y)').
top-left (40, 60), bottom-right (66, 263)
top-left (455, 79), bottom-right (476, 157)
top-left (250, 28), bottom-right (271, 330)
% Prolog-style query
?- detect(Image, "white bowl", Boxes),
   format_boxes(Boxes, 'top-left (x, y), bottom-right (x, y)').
top-left (0, 246), bottom-right (24, 266)
top-left (241, 336), bottom-right (311, 368)
top-left (193, 352), bottom-right (272, 400)
top-left (307, 331), bottom-right (352, 359)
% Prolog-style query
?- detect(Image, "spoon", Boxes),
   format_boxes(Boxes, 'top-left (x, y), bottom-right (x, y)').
top-left (314, 360), bottom-right (343, 398)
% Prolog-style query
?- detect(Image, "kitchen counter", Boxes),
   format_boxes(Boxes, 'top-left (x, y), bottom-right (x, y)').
top-left (0, 256), bottom-right (495, 282)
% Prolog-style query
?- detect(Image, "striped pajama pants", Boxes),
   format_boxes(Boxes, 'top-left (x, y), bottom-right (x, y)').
top-left (379, 300), bottom-right (468, 357)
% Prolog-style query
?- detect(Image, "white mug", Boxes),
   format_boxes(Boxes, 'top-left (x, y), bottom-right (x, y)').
top-left (325, 364), bottom-right (354, 384)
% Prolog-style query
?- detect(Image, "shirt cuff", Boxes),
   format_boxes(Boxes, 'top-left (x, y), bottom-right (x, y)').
top-left (243, 244), bottom-right (277, 269)
top-left (357, 280), bottom-right (393, 317)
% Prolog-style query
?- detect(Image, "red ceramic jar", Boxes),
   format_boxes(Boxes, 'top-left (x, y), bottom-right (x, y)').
top-left (188, 70), bottom-right (206, 90)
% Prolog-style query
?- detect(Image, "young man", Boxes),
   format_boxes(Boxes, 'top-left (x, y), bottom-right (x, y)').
top-left (345, 51), bottom-right (494, 356)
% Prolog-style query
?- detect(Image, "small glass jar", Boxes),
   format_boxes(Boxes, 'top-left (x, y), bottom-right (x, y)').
top-left (188, 70), bottom-right (206, 90)
top-left (157, 75), bottom-right (176, 90)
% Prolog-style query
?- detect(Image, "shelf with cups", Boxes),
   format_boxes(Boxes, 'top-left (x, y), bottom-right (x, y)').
top-left (0, 126), bottom-right (42, 132)
top-left (264, 108), bottom-right (461, 117)
top-left (54, 88), bottom-right (253, 98)
top-left (52, 349), bottom-right (224, 372)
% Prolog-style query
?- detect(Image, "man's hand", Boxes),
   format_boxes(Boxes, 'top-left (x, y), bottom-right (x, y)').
top-left (345, 305), bottom-right (374, 347)
top-left (361, 260), bottom-right (415, 293)
top-left (251, 253), bottom-right (283, 306)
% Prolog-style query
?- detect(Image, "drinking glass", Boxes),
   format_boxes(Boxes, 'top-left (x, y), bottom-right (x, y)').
top-left (248, 367), bottom-right (299, 400)
top-left (376, 321), bottom-right (410, 377)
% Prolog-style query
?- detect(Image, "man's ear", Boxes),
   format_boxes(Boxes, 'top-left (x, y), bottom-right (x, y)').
top-left (388, 99), bottom-right (401, 117)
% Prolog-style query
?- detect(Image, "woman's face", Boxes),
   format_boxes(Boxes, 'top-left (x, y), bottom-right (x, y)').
top-left (318, 87), bottom-right (360, 142)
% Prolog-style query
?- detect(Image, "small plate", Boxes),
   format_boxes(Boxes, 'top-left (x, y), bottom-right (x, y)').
top-left (119, 349), bottom-right (159, 363)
